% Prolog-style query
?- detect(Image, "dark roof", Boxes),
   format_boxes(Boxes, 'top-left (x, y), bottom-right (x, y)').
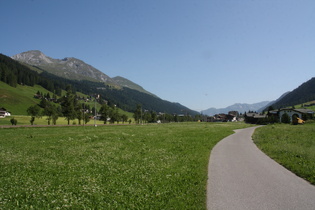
top-left (293, 109), bottom-right (314, 114)
top-left (269, 108), bottom-right (315, 115)
top-left (246, 113), bottom-right (266, 118)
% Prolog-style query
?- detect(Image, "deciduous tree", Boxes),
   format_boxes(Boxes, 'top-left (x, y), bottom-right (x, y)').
top-left (27, 105), bottom-right (41, 125)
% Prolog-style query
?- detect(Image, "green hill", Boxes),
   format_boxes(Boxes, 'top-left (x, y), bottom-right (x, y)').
top-left (0, 81), bottom-right (51, 115)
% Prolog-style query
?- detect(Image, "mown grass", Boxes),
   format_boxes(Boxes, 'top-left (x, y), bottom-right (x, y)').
top-left (0, 115), bottom-right (120, 126)
top-left (253, 123), bottom-right (315, 185)
top-left (0, 122), bottom-right (252, 209)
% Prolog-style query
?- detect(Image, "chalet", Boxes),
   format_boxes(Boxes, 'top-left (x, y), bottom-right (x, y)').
top-left (0, 108), bottom-right (11, 118)
top-left (278, 108), bottom-right (314, 122)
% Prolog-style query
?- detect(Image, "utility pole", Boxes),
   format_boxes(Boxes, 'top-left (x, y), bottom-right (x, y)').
top-left (83, 103), bottom-right (85, 127)
top-left (94, 94), bottom-right (99, 127)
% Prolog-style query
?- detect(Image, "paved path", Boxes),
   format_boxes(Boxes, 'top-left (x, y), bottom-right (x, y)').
top-left (207, 126), bottom-right (315, 210)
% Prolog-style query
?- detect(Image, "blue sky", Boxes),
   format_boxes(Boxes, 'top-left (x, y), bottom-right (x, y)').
top-left (1, 0), bottom-right (315, 111)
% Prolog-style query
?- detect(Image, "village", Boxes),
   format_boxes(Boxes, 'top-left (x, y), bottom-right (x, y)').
top-left (204, 107), bottom-right (314, 125)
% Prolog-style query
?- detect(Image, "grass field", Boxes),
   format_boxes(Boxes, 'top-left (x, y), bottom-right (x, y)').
top-left (0, 122), bottom-right (252, 209)
top-left (0, 115), bottom-right (105, 126)
top-left (0, 112), bottom-right (134, 126)
top-left (253, 123), bottom-right (315, 185)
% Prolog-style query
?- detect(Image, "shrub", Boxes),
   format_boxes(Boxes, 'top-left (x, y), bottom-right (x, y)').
top-left (10, 118), bottom-right (17, 125)
top-left (281, 113), bottom-right (291, 124)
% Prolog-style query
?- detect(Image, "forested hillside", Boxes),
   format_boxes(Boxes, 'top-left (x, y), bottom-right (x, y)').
top-left (271, 77), bottom-right (315, 109)
top-left (0, 53), bottom-right (198, 116)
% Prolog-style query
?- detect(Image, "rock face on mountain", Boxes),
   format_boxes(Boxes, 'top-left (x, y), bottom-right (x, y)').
top-left (202, 101), bottom-right (270, 116)
top-left (12, 50), bottom-right (115, 84)
top-left (12, 50), bottom-right (53, 64)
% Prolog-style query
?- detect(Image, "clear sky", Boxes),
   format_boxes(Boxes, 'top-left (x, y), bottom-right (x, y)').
top-left (1, 0), bottom-right (315, 111)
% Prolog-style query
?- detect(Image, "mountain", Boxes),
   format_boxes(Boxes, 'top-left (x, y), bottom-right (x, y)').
top-left (12, 50), bottom-right (116, 85)
top-left (202, 101), bottom-right (270, 116)
top-left (270, 77), bottom-right (315, 109)
top-left (12, 50), bottom-right (156, 95)
top-left (2, 52), bottom-right (198, 116)
top-left (257, 91), bottom-right (290, 112)
top-left (112, 76), bottom-right (157, 97)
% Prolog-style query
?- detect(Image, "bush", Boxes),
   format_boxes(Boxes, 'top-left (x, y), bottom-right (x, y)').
top-left (281, 113), bottom-right (291, 124)
top-left (10, 118), bottom-right (17, 125)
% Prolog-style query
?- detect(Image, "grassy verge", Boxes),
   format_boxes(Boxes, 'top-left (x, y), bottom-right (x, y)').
top-left (253, 123), bottom-right (315, 185)
top-left (0, 122), bottom-right (252, 209)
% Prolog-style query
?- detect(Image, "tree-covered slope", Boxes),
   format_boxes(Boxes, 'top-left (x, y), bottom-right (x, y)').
top-left (1, 53), bottom-right (198, 115)
top-left (271, 77), bottom-right (315, 109)
top-left (112, 76), bottom-right (157, 97)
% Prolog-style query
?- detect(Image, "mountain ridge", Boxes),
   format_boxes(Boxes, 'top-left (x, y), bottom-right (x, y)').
top-left (12, 50), bottom-right (157, 96)
top-left (270, 77), bottom-right (315, 109)
top-left (2, 52), bottom-right (199, 116)
top-left (12, 50), bottom-right (116, 85)
top-left (112, 76), bottom-right (157, 97)
top-left (202, 101), bottom-right (270, 116)
top-left (257, 91), bottom-right (290, 112)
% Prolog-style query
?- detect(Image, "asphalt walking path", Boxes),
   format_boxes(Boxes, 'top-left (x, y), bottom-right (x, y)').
top-left (207, 126), bottom-right (315, 210)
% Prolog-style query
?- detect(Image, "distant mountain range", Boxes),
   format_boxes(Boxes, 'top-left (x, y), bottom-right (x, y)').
top-left (202, 77), bottom-right (315, 116)
top-left (256, 91), bottom-right (290, 113)
top-left (201, 101), bottom-right (270, 116)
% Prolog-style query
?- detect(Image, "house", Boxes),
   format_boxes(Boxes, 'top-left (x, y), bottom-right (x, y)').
top-left (228, 111), bottom-right (239, 122)
top-left (205, 111), bottom-right (240, 122)
top-left (278, 108), bottom-right (314, 122)
top-left (244, 112), bottom-right (266, 124)
top-left (0, 108), bottom-right (11, 118)
top-left (0, 111), bottom-right (5, 118)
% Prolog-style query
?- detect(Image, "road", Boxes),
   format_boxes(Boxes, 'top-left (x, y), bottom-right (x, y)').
top-left (207, 126), bottom-right (315, 210)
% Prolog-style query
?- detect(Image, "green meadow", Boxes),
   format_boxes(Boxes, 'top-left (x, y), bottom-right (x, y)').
top-left (0, 115), bottom-right (96, 126)
top-left (0, 122), bottom-right (252, 209)
top-left (0, 82), bottom-right (46, 115)
top-left (0, 114), bottom-right (133, 126)
top-left (253, 123), bottom-right (315, 185)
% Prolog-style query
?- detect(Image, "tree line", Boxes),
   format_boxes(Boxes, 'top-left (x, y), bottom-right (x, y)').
top-left (27, 86), bottom-right (131, 125)
top-left (133, 104), bottom-right (202, 124)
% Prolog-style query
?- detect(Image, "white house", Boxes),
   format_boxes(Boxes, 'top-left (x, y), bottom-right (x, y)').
top-left (279, 108), bottom-right (314, 122)
top-left (0, 108), bottom-right (11, 118)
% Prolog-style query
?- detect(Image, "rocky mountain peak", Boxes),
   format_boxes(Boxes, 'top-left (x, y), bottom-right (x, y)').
top-left (12, 50), bottom-right (115, 83)
top-left (12, 50), bottom-right (53, 64)
top-left (11, 50), bottom-right (155, 95)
